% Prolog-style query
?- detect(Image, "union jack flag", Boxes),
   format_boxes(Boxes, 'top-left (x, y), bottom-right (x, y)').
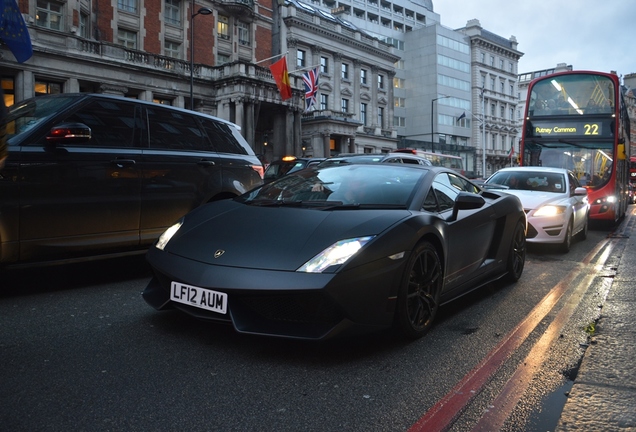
top-left (302, 68), bottom-right (319, 112)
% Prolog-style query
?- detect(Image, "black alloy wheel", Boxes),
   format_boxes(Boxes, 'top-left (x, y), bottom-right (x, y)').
top-left (506, 220), bottom-right (526, 282)
top-left (395, 241), bottom-right (443, 339)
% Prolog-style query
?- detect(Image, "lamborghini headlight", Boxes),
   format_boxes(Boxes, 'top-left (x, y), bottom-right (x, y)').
top-left (533, 205), bottom-right (566, 217)
top-left (155, 220), bottom-right (183, 251)
top-left (297, 236), bottom-right (375, 273)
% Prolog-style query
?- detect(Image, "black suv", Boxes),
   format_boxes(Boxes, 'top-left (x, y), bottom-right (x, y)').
top-left (1, 93), bottom-right (263, 267)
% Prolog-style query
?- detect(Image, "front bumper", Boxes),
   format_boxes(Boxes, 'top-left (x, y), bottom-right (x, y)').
top-left (142, 247), bottom-right (404, 340)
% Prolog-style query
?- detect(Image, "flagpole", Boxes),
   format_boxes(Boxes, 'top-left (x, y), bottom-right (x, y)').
top-left (255, 51), bottom-right (289, 65)
top-left (289, 64), bottom-right (321, 74)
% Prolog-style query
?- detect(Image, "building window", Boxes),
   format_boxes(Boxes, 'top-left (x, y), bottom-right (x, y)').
top-left (360, 103), bottom-right (367, 125)
top-left (393, 77), bottom-right (405, 88)
top-left (237, 21), bottom-right (250, 46)
top-left (490, 56), bottom-right (495, 67)
top-left (341, 98), bottom-right (349, 113)
top-left (500, 81), bottom-right (505, 93)
top-left (509, 107), bottom-right (514, 120)
top-left (490, 77), bottom-right (495, 91)
top-left (217, 16), bottom-right (229, 40)
top-left (164, 40), bottom-right (181, 58)
top-left (480, 52), bottom-right (485, 63)
top-left (117, 0), bottom-right (137, 13)
top-left (394, 116), bottom-right (405, 127)
top-left (153, 97), bottom-right (173, 105)
top-left (394, 97), bottom-right (405, 108)
top-left (500, 105), bottom-right (505, 118)
top-left (320, 56), bottom-right (329, 74)
top-left (117, 29), bottom-right (137, 49)
top-left (79, 11), bottom-right (89, 38)
top-left (378, 74), bottom-right (384, 89)
top-left (499, 59), bottom-right (504, 69)
top-left (217, 53), bottom-right (231, 65)
top-left (341, 63), bottom-right (349, 80)
top-left (165, 0), bottom-right (181, 25)
top-left (297, 49), bottom-right (306, 68)
top-left (320, 94), bottom-right (328, 110)
top-left (490, 103), bottom-right (496, 116)
top-left (36, 0), bottom-right (63, 30)
top-left (378, 106), bottom-right (384, 128)
top-left (34, 80), bottom-right (62, 96)
top-left (361, 69), bottom-right (367, 85)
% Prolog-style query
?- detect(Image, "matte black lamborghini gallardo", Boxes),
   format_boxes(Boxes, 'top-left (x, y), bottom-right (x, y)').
top-left (143, 164), bottom-right (526, 340)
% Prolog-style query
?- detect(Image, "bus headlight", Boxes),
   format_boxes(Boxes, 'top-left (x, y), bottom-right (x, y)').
top-left (593, 195), bottom-right (616, 205)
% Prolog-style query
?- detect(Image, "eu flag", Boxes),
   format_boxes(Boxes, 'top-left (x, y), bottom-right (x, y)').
top-left (0, 0), bottom-right (33, 63)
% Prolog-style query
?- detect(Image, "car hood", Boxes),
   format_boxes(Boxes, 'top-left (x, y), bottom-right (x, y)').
top-left (500, 190), bottom-right (568, 210)
top-left (165, 200), bottom-right (412, 271)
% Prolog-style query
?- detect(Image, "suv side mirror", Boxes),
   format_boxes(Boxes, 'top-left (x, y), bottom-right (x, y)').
top-left (46, 122), bottom-right (92, 144)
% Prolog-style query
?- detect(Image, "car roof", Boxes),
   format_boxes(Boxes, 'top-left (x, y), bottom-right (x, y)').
top-left (492, 167), bottom-right (570, 174)
top-left (29, 93), bottom-right (241, 129)
top-left (320, 152), bottom-right (432, 165)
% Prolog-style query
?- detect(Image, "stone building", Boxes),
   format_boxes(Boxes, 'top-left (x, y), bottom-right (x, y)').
top-left (455, 19), bottom-right (523, 178)
top-left (281, 0), bottom-right (400, 156)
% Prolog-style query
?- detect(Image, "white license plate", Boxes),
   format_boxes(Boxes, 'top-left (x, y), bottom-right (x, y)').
top-left (170, 282), bottom-right (228, 315)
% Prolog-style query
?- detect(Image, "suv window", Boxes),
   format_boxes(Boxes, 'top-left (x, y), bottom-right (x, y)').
top-left (147, 107), bottom-right (208, 151)
top-left (63, 100), bottom-right (139, 148)
top-left (199, 117), bottom-right (249, 155)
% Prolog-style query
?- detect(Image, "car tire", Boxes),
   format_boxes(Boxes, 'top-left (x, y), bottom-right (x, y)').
top-left (560, 218), bottom-right (573, 253)
top-left (505, 220), bottom-right (526, 283)
top-left (395, 241), bottom-right (443, 340)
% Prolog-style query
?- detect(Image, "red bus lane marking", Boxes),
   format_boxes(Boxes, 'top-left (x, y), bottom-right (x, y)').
top-left (408, 235), bottom-right (615, 432)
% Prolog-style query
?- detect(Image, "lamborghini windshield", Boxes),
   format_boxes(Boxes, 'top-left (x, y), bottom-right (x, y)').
top-left (238, 164), bottom-right (427, 207)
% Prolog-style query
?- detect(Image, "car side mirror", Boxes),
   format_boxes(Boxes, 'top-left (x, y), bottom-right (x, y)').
top-left (46, 122), bottom-right (92, 144)
top-left (450, 192), bottom-right (485, 221)
top-left (574, 187), bottom-right (588, 196)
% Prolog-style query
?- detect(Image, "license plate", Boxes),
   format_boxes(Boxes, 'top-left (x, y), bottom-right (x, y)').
top-left (170, 282), bottom-right (228, 315)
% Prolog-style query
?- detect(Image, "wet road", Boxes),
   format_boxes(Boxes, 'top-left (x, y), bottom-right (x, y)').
top-left (0, 227), bottom-right (613, 431)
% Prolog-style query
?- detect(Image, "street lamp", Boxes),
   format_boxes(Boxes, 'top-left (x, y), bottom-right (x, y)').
top-left (431, 95), bottom-right (451, 153)
top-left (190, 5), bottom-right (213, 110)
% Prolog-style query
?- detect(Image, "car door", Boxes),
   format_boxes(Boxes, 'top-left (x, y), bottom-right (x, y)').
top-left (140, 106), bottom-right (223, 245)
top-left (16, 97), bottom-right (143, 262)
top-left (568, 172), bottom-right (588, 231)
top-left (431, 172), bottom-right (497, 289)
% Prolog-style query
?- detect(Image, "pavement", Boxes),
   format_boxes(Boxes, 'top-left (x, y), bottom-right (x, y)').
top-left (555, 209), bottom-right (636, 431)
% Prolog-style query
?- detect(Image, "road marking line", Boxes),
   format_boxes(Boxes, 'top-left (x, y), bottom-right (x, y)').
top-left (408, 221), bottom-right (622, 432)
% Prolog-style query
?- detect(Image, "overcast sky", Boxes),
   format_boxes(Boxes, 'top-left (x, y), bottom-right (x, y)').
top-left (433, 0), bottom-right (635, 78)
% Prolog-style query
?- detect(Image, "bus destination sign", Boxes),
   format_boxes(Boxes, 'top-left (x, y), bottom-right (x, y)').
top-left (528, 120), bottom-right (608, 138)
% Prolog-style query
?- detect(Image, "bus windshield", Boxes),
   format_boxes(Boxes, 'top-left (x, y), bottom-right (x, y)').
top-left (528, 73), bottom-right (615, 117)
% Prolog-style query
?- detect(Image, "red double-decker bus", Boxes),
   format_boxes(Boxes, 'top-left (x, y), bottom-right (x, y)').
top-left (520, 70), bottom-right (631, 224)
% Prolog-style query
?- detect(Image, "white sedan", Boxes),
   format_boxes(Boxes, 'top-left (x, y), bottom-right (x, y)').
top-left (485, 167), bottom-right (589, 252)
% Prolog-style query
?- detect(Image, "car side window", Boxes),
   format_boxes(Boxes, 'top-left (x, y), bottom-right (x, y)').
top-left (422, 189), bottom-right (438, 212)
top-left (568, 173), bottom-right (579, 195)
top-left (432, 173), bottom-right (458, 212)
top-left (147, 107), bottom-right (208, 151)
top-left (198, 117), bottom-right (249, 155)
top-left (63, 100), bottom-right (138, 147)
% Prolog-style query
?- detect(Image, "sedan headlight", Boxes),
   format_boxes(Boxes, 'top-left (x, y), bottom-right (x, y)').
top-left (297, 236), bottom-right (375, 273)
top-left (155, 220), bottom-right (183, 250)
top-left (533, 205), bottom-right (566, 217)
